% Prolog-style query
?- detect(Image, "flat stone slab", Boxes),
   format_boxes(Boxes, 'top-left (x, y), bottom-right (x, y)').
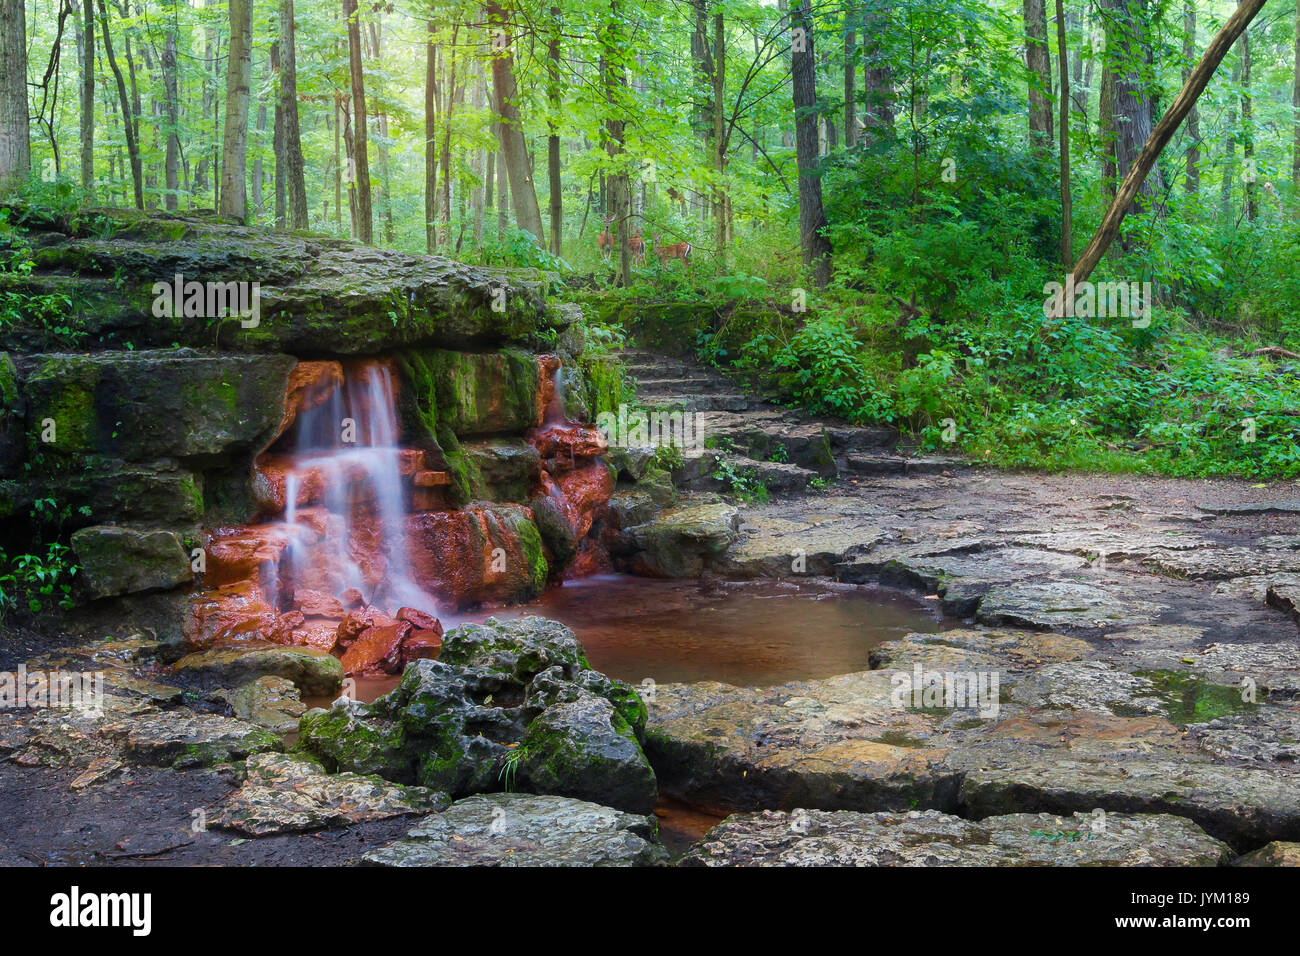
top-left (720, 514), bottom-right (885, 578)
top-left (976, 581), bottom-right (1164, 630)
top-left (958, 757), bottom-right (1300, 851)
top-left (361, 793), bottom-right (668, 866)
top-left (680, 808), bottom-right (1231, 867)
top-left (102, 711), bottom-right (282, 768)
top-left (644, 673), bottom-right (961, 815)
top-left (211, 753), bottom-right (447, 836)
top-left (173, 645), bottom-right (344, 696)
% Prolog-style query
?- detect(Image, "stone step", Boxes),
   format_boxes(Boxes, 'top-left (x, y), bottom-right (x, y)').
top-left (637, 393), bottom-right (752, 413)
top-left (842, 454), bottom-right (962, 476)
top-left (672, 451), bottom-right (816, 496)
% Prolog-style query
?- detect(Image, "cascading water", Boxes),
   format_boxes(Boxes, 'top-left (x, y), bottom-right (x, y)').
top-left (274, 361), bottom-right (435, 614)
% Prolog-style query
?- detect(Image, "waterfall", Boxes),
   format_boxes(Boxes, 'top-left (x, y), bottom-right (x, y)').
top-left (275, 361), bottom-right (435, 614)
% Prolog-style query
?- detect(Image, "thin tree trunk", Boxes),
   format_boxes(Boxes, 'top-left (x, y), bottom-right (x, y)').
top-left (1024, 0), bottom-right (1053, 156)
top-left (98, 0), bottom-right (142, 207)
top-left (713, 11), bottom-right (726, 267)
top-left (343, 0), bottom-right (372, 243)
top-left (1293, 0), bottom-right (1300, 202)
top-left (791, 0), bottom-right (831, 286)
top-left (1184, 0), bottom-right (1200, 193)
top-left (79, 0), bottom-right (95, 192)
top-left (1056, 0), bottom-right (1071, 265)
top-left (1240, 5), bottom-right (1255, 222)
top-left (424, 22), bottom-right (436, 252)
top-left (487, 0), bottom-right (544, 242)
top-left (843, 4), bottom-right (856, 148)
top-left (546, 6), bottom-right (562, 257)
top-left (271, 41), bottom-right (286, 227)
top-left (163, 25), bottom-right (179, 209)
top-left (1071, 0), bottom-right (1266, 284)
top-left (219, 0), bottom-right (252, 220)
top-left (280, 0), bottom-right (307, 229)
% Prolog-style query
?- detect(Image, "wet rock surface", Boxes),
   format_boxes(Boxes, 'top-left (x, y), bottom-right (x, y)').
top-left (362, 793), bottom-right (667, 867)
top-left (680, 808), bottom-right (1231, 866)
top-left (297, 617), bottom-right (656, 813)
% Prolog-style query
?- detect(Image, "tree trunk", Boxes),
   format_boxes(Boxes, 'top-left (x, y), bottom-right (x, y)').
top-left (1239, 4), bottom-right (1255, 222)
top-left (343, 0), bottom-right (372, 243)
top-left (1024, 0), bottom-right (1053, 155)
top-left (547, 6), bottom-right (562, 257)
top-left (487, 0), bottom-right (544, 243)
top-left (162, 25), bottom-right (179, 209)
top-left (1293, 0), bottom-right (1300, 203)
top-left (98, 0), bottom-right (142, 207)
top-left (79, 0), bottom-right (94, 192)
top-left (791, 0), bottom-right (831, 286)
top-left (219, 0), bottom-right (252, 220)
top-left (713, 11), bottom-right (726, 267)
top-left (1056, 0), bottom-right (1070, 265)
top-left (1184, 0), bottom-right (1200, 193)
top-left (424, 21), bottom-right (437, 252)
top-left (280, 0), bottom-right (308, 229)
top-left (860, 0), bottom-right (892, 142)
top-left (1071, 0), bottom-right (1266, 284)
top-left (1098, 0), bottom-right (1163, 214)
top-left (843, 5), bottom-right (856, 148)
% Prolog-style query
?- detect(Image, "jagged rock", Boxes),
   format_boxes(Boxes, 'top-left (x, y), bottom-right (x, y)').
top-left (210, 753), bottom-right (447, 835)
top-left (102, 710), bottom-right (281, 768)
top-left (1234, 842), bottom-right (1300, 866)
top-left (219, 676), bottom-right (307, 733)
top-left (519, 693), bottom-right (658, 814)
top-left (627, 501), bottom-right (739, 577)
top-left (362, 793), bottom-right (667, 867)
top-left (297, 617), bottom-right (654, 809)
top-left (70, 525), bottom-right (193, 599)
top-left (172, 644), bottom-right (344, 697)
top-left (680, 808), bottom-right (1230, 867)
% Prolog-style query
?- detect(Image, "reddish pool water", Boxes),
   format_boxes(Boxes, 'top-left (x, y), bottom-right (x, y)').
top-left (337, 575), bottom-right (941, 703)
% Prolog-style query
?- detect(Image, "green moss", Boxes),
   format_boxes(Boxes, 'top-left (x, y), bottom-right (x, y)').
top-left (1135, 670), bottom-right (1260, 725)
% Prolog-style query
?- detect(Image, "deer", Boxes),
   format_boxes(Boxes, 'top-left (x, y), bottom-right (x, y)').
top-left (597, 215), bottom-right (615, 263)
top-left (653, 236), bottom-right (692, 274)
top-left (628, 229), bottom-right (646, 267)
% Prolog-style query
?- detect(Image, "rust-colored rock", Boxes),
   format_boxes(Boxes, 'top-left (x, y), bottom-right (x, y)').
top-left (340, 622), bottom-right (412, 675)
top-left (337, 606), bottom-right (399, 648)
top-left (295, 589), bottom-right (345, 619)
top-left (203, 526), bottom-right (293, 589)
top-left (399, 629), bottom-right (444, 667)
top-left (185, 581), bottom-right (291, 650)
top-left (528, 422), bottom-right (608, 462)
top-left (405, 506), bottom-right (546, 609)
top-left (396, 606), bottom-right (442, 631)
top-left (291, 619), bottom-right (342, 652)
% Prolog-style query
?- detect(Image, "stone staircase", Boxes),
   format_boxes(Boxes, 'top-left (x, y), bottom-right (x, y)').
top-left (619, 349), bottom-right (961, 496)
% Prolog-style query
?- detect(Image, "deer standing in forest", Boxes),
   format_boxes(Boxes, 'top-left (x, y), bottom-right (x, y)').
top-left (597, 215), bottom-right (615, 263)
top-left (628, 229), bottom-right (646, 266)
top-left (653, 236), bottom-right (692, 274)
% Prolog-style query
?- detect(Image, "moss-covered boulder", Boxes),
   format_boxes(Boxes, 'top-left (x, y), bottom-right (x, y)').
top-left (19, 349), bottom-right (294, 463)
top-left (295, 616), bottom-right (655, 807)
top-left (0, 351), bottom-right (21, 475)
top-left (461, 438), bottom-right (541, 502)
top-left (172, 644), bottom-right (344, 696)
top-left (70, 525), bottom-right (193, 599)
top-left (626, 501), bottom-right (740, 577)
top-left (519, 693), bottom-right (658, 814)
top-left (2, 211), bottom-right (549, 353)
top-left (401, 347), bottom-right (540, 439)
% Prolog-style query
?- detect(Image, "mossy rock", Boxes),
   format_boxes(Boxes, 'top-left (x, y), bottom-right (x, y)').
top-left (296, 702), bottom-right (412, 781)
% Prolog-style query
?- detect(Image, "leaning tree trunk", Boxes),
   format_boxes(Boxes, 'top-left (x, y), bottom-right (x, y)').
top-left (1024, 0), bottom-right (1053, 157)
top-left (791, 0), bottom-right (831, 286)
top-left (98, 0), bottom-right (142, 208)
top-left (343, 0), bottom-right (372, 243)
top-left (219, 0), bottom-right (252, 220)
top-left (486, 0), bottom-right (544, 243)
top-left (1071, 0), bottom-right (1267, 284)
top-left (279, 0), bottom-right (308, 229)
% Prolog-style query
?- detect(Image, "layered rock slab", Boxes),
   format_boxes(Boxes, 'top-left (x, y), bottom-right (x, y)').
top-left (680, 808), bottom-right (1231, 866)
top-left (362, 793), bottom-right (667, 867)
